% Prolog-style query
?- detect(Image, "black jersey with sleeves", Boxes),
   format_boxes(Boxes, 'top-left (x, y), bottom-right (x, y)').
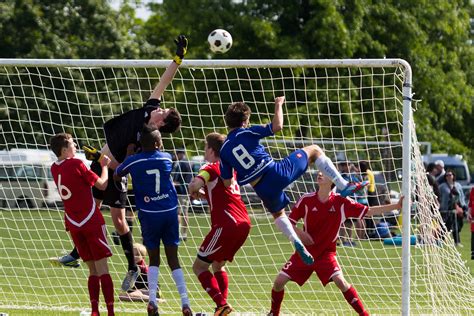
top-left (103, 98), bottom-right (160, 163)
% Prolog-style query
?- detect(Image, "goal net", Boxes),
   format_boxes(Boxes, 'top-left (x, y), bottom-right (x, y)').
top-left (0, 59), bottom-right (473, 315)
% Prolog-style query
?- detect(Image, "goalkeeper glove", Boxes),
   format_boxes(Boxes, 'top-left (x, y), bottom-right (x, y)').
top-left (173, 35), bottom-right (188, 65)
top-left (82, 145), bottom-right (104, 162)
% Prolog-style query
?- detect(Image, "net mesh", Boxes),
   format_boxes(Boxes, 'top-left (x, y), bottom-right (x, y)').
top-left (0, 60), bottom-right (473, 315)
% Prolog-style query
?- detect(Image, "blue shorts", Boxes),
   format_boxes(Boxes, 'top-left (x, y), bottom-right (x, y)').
top-left (138, 209), bottom-right (179, 250)
top-left (253, 149), bottom-right (308, 213)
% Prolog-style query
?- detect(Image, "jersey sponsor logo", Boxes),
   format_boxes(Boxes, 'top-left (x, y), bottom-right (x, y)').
top-left (143, 193), bottom-right (170, 203)
top-left (329, 206), bottom-right (336, 213)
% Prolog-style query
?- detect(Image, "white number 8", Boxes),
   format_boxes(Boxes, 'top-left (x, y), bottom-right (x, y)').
top-left (232, 144), bottom-right (255, 170)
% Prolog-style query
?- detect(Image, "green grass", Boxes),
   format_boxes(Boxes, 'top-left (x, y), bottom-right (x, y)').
top-left (0, 209), bottom-right (473, 315)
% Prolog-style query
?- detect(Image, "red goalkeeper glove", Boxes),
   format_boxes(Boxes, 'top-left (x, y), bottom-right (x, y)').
top-left (82, 145), bottom-right (104, 162)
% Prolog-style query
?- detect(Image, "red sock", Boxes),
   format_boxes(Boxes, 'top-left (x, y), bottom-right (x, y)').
top-left (270, 289), bottom-right (284, 316)
top-left (88, 275), bottom-right (100, 313)
top-left (343, 286), bottom-right (367, 315)
top-left (198, 271), bottom-right (226, 307)
top-left (100, 274), bottom-right (114, 316)
top-left (214, 270), bottom-right (229, 300)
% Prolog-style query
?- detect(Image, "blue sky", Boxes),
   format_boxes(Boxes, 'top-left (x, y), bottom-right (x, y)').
top-left (109, 0), bottom-right (158, 20)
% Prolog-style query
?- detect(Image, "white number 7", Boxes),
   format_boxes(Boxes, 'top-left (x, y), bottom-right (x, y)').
top-left (232, 144), bottom-right (255, 170)
top-left (146, 169), bottom-right (161, 194)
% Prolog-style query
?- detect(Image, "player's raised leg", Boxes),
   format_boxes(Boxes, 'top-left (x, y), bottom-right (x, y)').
top-left (272, 211), bottom-right (314, 265)
top-left (302, 144), bottom-right (369, 197)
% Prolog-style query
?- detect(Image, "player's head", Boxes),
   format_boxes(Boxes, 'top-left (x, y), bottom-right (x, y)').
top-left (148, 107), bottom-right (182, 133)
top-left (316, 171), bottom-right (336, 190)
top-left (50, 133), bottom-right (77, 158)
top-left (133, 243), bottom-right (147, 264)
top-left (359, 160), bottom-right (369, 173)
top-left (205, 132), bottom-right (225, 162)
top-left (225, 102), bottom-right (251, 129)
top-left (140, 126), bottom-right (163, 151)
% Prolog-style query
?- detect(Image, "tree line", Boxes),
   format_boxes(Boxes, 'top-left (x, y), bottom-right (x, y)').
top-left (1, 0), bottom-right (473, 170)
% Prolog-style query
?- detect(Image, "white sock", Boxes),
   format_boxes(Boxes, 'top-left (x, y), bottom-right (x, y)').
top-left (315, 155), bottom-right (348, 190)
top-left (148, 266), bottom-right (159, 304)
top-left (171, 268), bottom-right (190, 307)
top-left (274, 215), bottom-right (299, 242)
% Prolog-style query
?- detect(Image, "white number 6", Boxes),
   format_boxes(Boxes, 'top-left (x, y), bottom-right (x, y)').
top-left (57, 174), bottom-right (72, 200)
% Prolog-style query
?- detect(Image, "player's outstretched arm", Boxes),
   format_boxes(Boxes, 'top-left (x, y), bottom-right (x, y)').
top-left (366, 195), bottom-right (404, 217)
top-left (272, 96), bottom-right (285, 133)
top-left (149, 35), bottom-right (188, 100)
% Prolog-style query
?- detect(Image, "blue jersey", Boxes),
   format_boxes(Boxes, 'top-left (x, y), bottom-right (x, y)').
top-left (220, 123), bottom-right (275, 185)
top-left (115, 150), bottom-right (178, 214)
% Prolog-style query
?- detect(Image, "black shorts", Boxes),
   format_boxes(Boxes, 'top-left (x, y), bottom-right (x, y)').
top-left (91, 161), bottom-right (128, 208)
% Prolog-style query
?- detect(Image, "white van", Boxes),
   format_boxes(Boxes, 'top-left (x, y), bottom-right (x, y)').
top-left (422, 153), bottom-right (471, 186)
top-left (0, 149), bottom-right (61, 208)
top-left (0, 149), bottom-right (91, 209)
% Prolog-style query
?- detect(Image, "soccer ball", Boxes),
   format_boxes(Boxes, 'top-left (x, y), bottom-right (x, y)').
top-left (207, 29), bottom-right (233, 54)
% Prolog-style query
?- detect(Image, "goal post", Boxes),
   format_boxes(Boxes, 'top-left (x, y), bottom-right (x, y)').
top-left (0, 58), bottom-right (473, 315)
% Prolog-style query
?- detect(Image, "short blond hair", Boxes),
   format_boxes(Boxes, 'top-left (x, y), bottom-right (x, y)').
top-left (133, 243), bottom-right (147, 260)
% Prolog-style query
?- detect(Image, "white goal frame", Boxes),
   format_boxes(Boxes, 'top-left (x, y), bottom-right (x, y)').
top-left (0, 58), bottom-right (415, 314)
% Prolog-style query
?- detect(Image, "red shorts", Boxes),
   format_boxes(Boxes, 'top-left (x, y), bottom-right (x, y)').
top-left (197, 222), bottom-right (251, 263)
top-left (280, 251), bottom-right (341, 286)
top-left (70, 223), bottom-right (112, 262)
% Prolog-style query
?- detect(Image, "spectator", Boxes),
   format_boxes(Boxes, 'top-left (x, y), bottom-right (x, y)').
top-left (358, 161), bottom-right (377, 206)
top-left (468, 187), bottom-right (474, 259)
top-left (172, 148), bottom-right (192, 241)
top-left (426, 163), bottom-right (441, 203)
top-left (359, 161), bottom-right (378, 238)
top-left (439, 170), bottom-right (467, 247)
top-left (435, 160), bottom-right (446, 185)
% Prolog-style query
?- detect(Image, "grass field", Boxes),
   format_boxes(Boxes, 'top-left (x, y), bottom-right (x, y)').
top-left (0, 209), bottom-right (473, 315)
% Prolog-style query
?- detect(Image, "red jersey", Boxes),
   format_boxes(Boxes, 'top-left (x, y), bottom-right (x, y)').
top-left (197, 162), bottom-right (250, 227)
top-left (469, 187), bottom-right (474, 209)
top-left (289, 191), bottom-right (368, 258)
top-left (51, 158), bottom-right (103, 231)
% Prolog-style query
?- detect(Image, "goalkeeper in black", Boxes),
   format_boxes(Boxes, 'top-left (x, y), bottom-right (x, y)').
top-left (51, 35), bottom-right (188, 292)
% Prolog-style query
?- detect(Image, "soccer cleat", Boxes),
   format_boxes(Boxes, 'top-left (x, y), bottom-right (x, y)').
top-left (121, 269), bottom-right (140, 291)
top-left (293, 239), bottom-right (314, 265)
top-left (339, 181), bottom-right (369, 198)
top-left (147, 301), bottom-right (159, 316)
top-left (214, 303), bottom-right (232, 316)
top-left (182, 304), bottom-right (193, 316)
top-left (49, 254), bottom-right (80, 268)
